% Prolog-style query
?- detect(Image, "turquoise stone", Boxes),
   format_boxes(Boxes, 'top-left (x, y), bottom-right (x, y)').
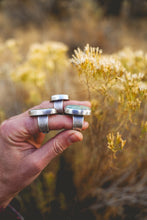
top-left (65, 105), bottom-right (90, 110)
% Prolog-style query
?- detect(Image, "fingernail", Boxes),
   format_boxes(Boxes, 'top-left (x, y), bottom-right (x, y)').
top-left (68, 131), bottom-right (83, 144)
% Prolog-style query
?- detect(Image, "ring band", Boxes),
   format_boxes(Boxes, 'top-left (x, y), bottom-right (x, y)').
top-left (38, 116), bottom-right (49, 133)
top-left (54, 100), bottom-right (64, 113)
top-left (73, 115), bottom-right (84, 131)
top-left (29, 108), bottom-right (57, 116)
top-left (51, 94), bottom-right (69, 113)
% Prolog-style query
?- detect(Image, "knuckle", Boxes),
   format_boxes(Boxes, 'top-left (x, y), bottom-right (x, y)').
top-left (25, 117), bottom-right (37, 135)
top-left (53, 140), bottom-right (65, 155)
top-left (0, 119), bottom-right (9, 137)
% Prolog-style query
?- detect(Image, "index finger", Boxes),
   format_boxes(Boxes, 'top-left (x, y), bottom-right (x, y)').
top-left (17, 100), bottom-right (91, 135)
top-left (27, 100), bottom-right (91, 113)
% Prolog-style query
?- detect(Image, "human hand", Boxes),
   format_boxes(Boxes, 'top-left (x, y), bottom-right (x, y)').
top-left (0, 100), bottom-right (91, 208)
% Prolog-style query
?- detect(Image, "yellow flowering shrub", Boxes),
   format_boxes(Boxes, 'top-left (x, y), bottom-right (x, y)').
top-left (71, 44), bottom-right (147, 156)
top-left (12, 41), bottom-right (69, 104)
top-left (0, 39), bottom-right (69, 106)
top-left (71, 44), bottom-right (125, 95)
top-left (117, 47), bottom-right (147, 77)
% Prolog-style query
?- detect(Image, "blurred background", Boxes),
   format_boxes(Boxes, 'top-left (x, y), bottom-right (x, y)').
top-left (0, 0), bottom-right (147, 219)
top-left (0, 0), bottom-right (147, 53)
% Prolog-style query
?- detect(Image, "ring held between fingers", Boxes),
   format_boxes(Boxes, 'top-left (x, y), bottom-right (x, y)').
top-left (25, 114), bottom-right (89, 135)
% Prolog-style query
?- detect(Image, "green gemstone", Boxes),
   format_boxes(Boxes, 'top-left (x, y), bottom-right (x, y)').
top-left (65, 105), bottom-right (90, 110)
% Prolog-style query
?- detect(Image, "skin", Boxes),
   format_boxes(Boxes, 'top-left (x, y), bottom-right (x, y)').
top-left (0, 100), bottom-right (91, 208)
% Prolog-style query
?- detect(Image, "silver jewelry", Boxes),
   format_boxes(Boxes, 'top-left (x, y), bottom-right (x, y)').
top-left (29, 108), bottom-right (57, 116)
top-left (51, 94), bottom-right (69, 113)
top-left (73, 116), bottom-right (84, 131)
top-left (64, 105), bottom-right (91, 116)
top-left (38, 116), bottom-right (49, 133)
top-left (64, 105), bottom-right (91, 131)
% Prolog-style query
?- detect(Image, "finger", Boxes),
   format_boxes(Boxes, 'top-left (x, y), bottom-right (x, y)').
top-left (27, 100), bottom-right (91, 114)
top-left (5, 100), bottom-right (90, 137)
top-left (28, 130), bottom-right (83, 172)
top-left (24, 114), bottom-right (89, 135)
top-left (4, 108), bottom-right (89, 139)
top-left (48, 115), bottom-right (89, 130)
top-left (22, 100), bottom-right (91, 135)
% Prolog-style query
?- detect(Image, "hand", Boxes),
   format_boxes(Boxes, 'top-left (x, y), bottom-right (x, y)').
top-left (0, 100), bottom-right (91, 208)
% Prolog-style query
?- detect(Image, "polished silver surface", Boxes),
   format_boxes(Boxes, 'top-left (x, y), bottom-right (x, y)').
top-left (54, 100), bottom-right (64, 113)
top-left (38, 116), bottom-right (49, 133)
top-left (73, 115), bottom-right (84, 131)
top-left (29, 108), bottom-right (57, 116)
top-left (64, 105), bottom-right (91, 116)
top-left (51, 94), bottom-right (69, 101)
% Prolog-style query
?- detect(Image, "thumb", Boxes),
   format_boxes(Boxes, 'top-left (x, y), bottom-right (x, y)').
top-left (29, 130), bottom-right (83, 172)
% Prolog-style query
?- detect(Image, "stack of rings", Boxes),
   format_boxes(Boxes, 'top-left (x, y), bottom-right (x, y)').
top-left (29, 94), bottom-right (91, 133)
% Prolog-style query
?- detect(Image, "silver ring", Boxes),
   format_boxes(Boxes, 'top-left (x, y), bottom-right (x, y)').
top-left (51, 94), bottom-right (69, 113)
top-left (29, 108), bottom-right (57, 116)
top-left (64, 105), bottom-right (91, 131)
top-left (73, 116), bottom-right (84, 131)
top-left (38, 116), bottom-right (49, 133)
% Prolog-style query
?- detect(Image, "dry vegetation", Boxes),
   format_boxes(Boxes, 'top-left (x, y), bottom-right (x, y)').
top-left (0, 0), bottom-right (147, 219)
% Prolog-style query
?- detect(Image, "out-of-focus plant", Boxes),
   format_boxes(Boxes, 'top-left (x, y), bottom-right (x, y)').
top-left (141, 121), bottom-right (147, 133)
top-left (118, 72), bottom-right (146, 115)
top-left (107, 132), bottom-right (126, 157)
top-left (141, 120), bottom-right (147, 138)
top-left (20, 170), bottom-right (57, 218)
top-left (12, 41), bottom-right (69, 104)
top-left (117, 47), bottom-right (147, 76)
top-left (0, 39), bottom-right (69, 107)
top-left (0, 109), bottom-right (5, 123)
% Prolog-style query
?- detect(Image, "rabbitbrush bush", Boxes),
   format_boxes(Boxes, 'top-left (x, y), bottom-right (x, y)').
top-left (72, 44), bottom-right (147, 155)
